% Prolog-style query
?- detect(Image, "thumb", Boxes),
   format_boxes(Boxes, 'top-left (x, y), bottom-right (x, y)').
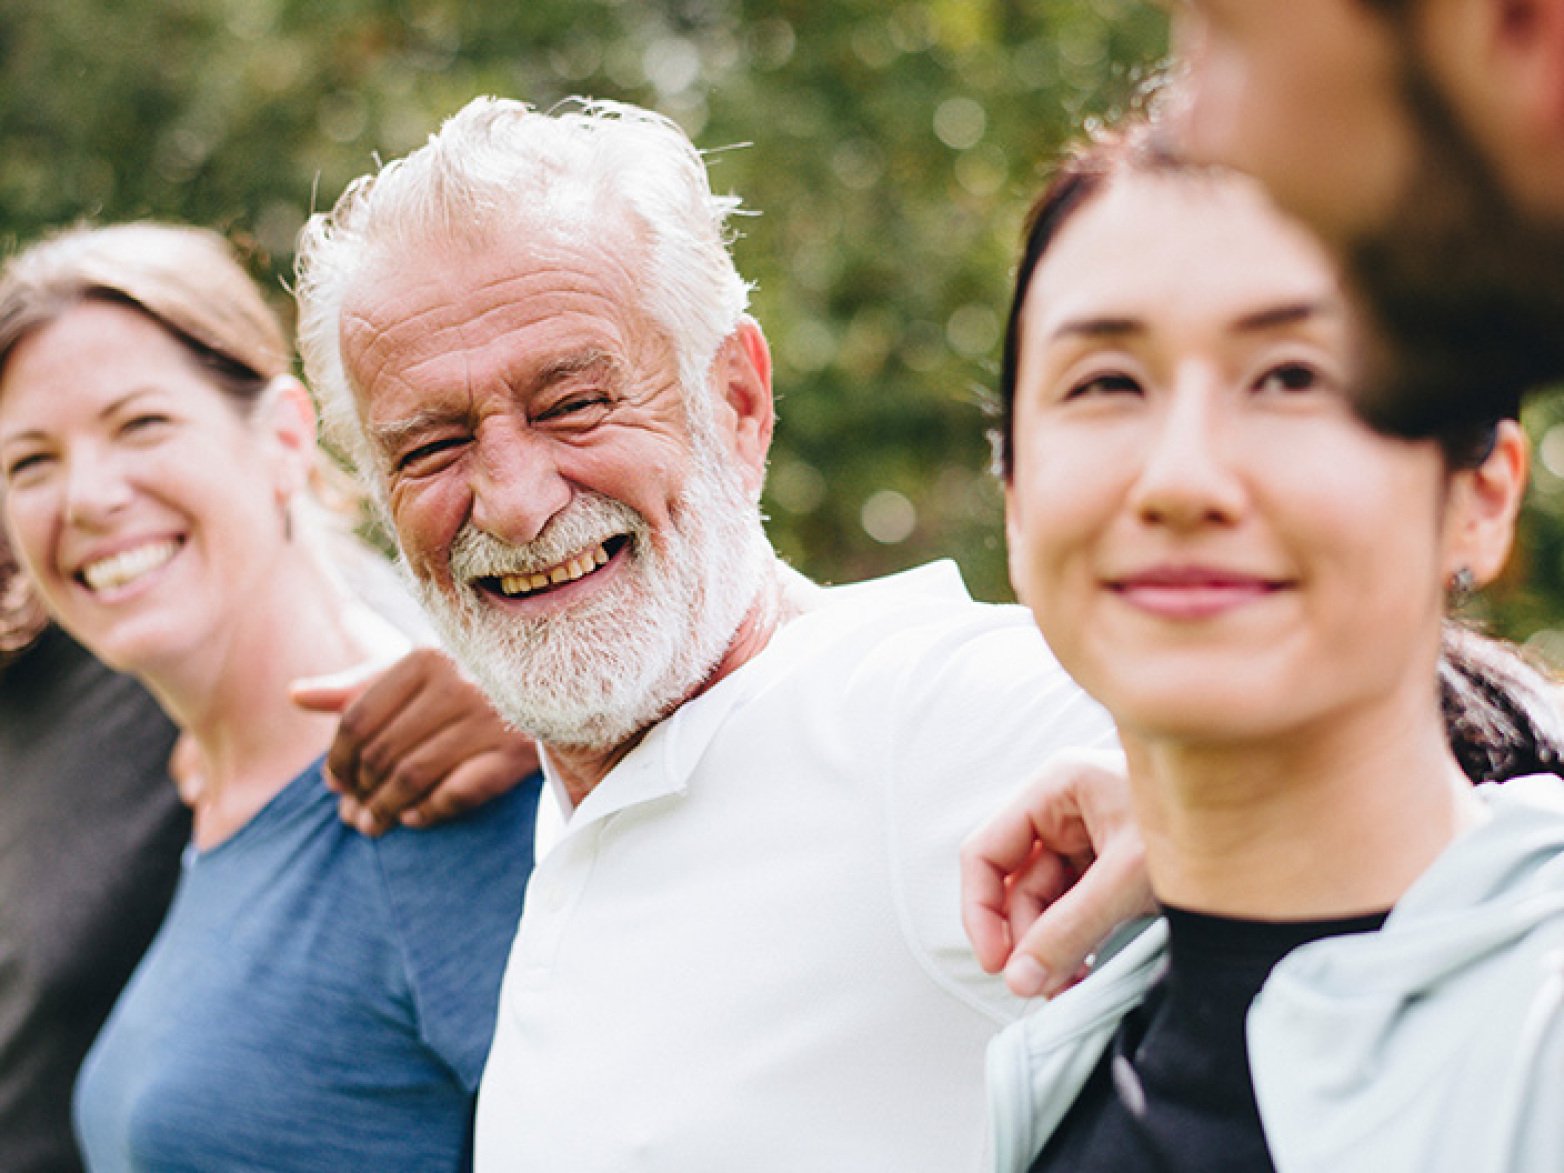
top-left (1003, 837), bottom-right (1152, 999)
top-left (289, 660), bottom-right (385, 713)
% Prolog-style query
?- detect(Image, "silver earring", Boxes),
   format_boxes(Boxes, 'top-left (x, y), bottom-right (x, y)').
top-left (1448, 566), bottom-right (1476, 605)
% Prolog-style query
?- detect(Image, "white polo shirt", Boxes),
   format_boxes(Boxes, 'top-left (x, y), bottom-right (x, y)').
top-left (475, 562), bottom-right (1115, 1171)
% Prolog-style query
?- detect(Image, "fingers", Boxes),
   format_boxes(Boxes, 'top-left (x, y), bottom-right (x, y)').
top-left (288, 660), bottom-right (386, 714)
top-left (348, 717), bottom-right (492, 827)
top-left (961, 746), bottom-right (1147, 997)
top-left (320, 647), bottom-right (542, 834)
top-left (961, 756), bottom-right (1097, 972)
top-left (960, 840), bottom-right (1022, 974)
top-left (394, 752), bottom-right (537, 828)
top-left (960, 835), bottom-right (1078, 974)
top-left (338, 792), bottom-right (394, 838)
top-left (340, 736), bottom-right (541, 836)
top-left (313, 648), bottom-right (448, 802)
top-left (1003, 831), bottom-right (1151, 998)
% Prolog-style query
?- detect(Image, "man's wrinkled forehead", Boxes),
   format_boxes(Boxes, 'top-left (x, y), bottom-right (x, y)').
top-left (338, 252), bottom-right (458, 402)
top-left (338, 213), bottom-right (648, 389)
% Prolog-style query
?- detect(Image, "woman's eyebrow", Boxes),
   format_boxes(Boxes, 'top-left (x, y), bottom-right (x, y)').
top-left (0, 388), bottom-right (163, 449)
top-left (1230, 300), bottom-right (1335, 335)
top-left (1047, 315), bottom-right (1145, 343)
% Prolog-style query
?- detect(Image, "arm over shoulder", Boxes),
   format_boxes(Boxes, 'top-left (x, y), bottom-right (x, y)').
top-left (871, 603), bottom-right (1117, 1020)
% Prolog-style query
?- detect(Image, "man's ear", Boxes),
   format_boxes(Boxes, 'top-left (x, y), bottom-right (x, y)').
top-left (259, 376), bottom-right (320, 502)
top-left (1428, 0), bottom-right (1564, 152)
top-left (1446, 419), bottom-right (1528, 587)
top-left (1492, 0), bottom-right (1564, 125)
top-left (711, 316), bottom-right (775, 498)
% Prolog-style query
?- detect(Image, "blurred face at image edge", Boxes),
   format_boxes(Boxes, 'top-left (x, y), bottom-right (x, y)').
top-left (1162, 0), bottom-right (1564, 435)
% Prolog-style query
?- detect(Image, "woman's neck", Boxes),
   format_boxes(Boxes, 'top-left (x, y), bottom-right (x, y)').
top-left (1125, 686), bottom-right (1489, 920)
top-left (143, 545), bottom-right (405, 849)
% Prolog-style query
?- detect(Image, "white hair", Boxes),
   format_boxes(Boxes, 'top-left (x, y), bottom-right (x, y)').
top-left (294, 95), bottom-right (753, 477)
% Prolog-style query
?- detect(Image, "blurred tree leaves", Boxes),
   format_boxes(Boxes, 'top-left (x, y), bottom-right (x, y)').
top-left (0, 0), bottom-right (1164, 604)
top-left (6, 0), bottom-right (1559, 661)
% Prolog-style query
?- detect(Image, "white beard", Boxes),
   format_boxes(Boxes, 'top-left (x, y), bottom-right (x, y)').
top-left (409, 440), bottom-right (772, 750)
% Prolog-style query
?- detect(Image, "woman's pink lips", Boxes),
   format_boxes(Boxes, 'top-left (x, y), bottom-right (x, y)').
top-left (1108, 567), bottom-right (1289, 620)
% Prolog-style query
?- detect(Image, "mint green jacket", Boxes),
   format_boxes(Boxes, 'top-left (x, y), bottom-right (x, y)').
top-left (988, 775), bottom-right (1564, 1173)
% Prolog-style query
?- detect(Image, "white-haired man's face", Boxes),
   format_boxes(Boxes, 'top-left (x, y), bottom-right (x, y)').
top-left (338, 227), bottom-right (774, 749)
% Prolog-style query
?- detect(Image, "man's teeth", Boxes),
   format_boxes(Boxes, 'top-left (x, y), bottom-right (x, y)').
top-left (82, 539), bottom-right (180, 593)
top-left (497, 543), bottom-right (612, 597)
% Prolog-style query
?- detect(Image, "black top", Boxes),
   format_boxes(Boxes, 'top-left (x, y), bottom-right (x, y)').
top-left (1030, 904), bottom-right (1389, 1173)
top-left (0, 626), bottom-right (186, 1172)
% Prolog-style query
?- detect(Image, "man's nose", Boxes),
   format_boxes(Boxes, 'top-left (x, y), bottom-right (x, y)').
top-left (468, 423), bottom-right (573, 547)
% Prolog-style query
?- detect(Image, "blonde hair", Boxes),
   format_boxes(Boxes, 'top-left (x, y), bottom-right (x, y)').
top-left (0, 222), bottom-right (291, 397)
top-left (0, 222), bottom-right (367, 653)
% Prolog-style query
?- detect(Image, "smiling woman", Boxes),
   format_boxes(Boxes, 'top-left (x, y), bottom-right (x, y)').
top-left (985, 128), bottom-right (1564, 1172)
top-left (0, 300), bottom-right (306, 677)
top-left (0, 223), bottom-right (540, 1172)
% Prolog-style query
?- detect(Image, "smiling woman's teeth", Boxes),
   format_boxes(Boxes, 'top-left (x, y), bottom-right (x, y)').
top-left (499, 543), bottom-right (611, 598)
top-left (82, 539), bottom-right (180, 593)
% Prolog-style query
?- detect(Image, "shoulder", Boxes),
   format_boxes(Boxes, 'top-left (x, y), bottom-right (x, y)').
top-left (369, 772), bottom-right (543, 1087)
top-left (786, 561), bottom-right (1094, 714)
top-left (809, 566), bottom-right (1114, 1020)
top-left (370, 771), bottom-right (543, 887)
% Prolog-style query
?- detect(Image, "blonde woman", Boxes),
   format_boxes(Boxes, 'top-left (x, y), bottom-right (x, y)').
top-left (0, 224), bottom-right (541, 1170)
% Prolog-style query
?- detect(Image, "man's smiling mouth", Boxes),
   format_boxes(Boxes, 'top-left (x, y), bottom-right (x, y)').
top-left (481, 535), bottom-right (629, 598)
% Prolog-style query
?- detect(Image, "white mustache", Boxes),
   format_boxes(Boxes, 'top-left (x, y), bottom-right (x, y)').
top-left (447, 492), bottom-right (647, 581)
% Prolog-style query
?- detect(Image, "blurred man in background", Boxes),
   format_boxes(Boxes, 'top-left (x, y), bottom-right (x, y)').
top-left (1159, 0), bottom-right (1564, 432)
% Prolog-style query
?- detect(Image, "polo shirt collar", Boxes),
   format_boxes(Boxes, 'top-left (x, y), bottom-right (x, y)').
top-left (540, 559), bottom-right (972, 838)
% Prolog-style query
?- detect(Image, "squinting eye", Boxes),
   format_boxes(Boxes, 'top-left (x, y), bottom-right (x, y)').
top-left (537, 395), bottom-right (609, 423)
top-left (121, 413), bottom-right (172, 436)
top-left (1254, 363), bottom-right (1322, 394)
top-left (396, 435), bottom-right (468, 473)
top-left (1068, 372), bottom-right (1143, 399)
top-left (3, 452), bottom-right (52, 482)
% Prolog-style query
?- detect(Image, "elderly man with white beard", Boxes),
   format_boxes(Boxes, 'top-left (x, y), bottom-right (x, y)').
top-left (293, 96), bottom-right (1117, 1172)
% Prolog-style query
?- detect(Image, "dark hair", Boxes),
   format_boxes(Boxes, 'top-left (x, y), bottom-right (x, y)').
top-left (995, 128), bottom-right (1174, 481)
top-left (1441, 623), bottom-right (1564, 783)
top-left (995, 127), bottom-right (1503, 477)
top-left (999, 121), bottom-right (1564, 784)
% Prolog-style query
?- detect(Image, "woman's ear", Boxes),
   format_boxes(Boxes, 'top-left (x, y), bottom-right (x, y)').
top-left (1446, 419), bottom-right (1529, 586)
top-left (258, 376), bottom-right (319, 502)
top-left (1003, 478), bottom-right (1031, 609)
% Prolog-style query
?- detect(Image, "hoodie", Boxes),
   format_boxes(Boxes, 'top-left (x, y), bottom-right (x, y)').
top-left (988, 774), bottom-right (1564, 1173)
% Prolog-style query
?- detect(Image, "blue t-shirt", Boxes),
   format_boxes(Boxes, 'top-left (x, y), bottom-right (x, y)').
top-left (74, 758), bottom-right (541, 1172)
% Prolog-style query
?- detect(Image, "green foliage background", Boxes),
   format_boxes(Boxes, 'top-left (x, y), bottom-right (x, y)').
top-left (4, 0), bottom-right (1560, 655)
